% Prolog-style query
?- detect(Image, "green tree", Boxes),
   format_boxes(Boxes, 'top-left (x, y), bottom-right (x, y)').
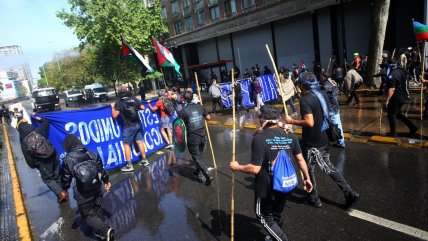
top-left (57, 0), bottom-right (168, 85)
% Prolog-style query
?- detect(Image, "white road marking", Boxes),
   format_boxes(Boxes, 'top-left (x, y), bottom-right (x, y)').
top-left (348, 209), bottom-right (428, 240)
top-left (40, 217), bottom-right (64, 240)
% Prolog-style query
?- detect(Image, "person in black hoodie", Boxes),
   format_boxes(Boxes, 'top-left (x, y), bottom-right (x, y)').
top-left (61, 134), bottom-right (114, 241)
top-left (17, 116), bottom-right (68, 203)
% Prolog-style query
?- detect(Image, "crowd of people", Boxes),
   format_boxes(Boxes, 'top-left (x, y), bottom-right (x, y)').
top-left (3, 46), bottom-right (428, 240)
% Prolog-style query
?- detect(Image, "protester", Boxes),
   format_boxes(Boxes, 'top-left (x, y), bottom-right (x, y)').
top-left (230, 105), bottom-right (313, 241)
top-left (384, 59), bottom-right (418, 138)
top-left (332, 64), bottom-right (344, 93)
top-left (209, 78), bottom-right (223, 114)
top-left (61, 134), bottom-right (114, 241)
top-left (420, 75), bottom-right (428, 119)
top-left (344, 64), bottom-right (363, 107)
top-left (148, 90), bottom-right (175, 148)
top-left (285, 72), bottom-right (359, 208)
top-left (278, 68), bottom-right (298, 116)
top-left (320, 73), bottom-right (345, 148)
top-left (251, 76), bottom-right (264, 110)
top-left (17, 115), bottom-right (68, 203)
top-left (138, 80), bottom-right (146, 101)
top-left (352, 53), bottom-right (361, 71)
top-left (234, 81), bottom-right (249, 114)
top-left (111, 87), bottom-right (149, 172)
top-left (178, 91), bottom-right (213, 185)
top-left (263, 65), bottom-right (272, 75)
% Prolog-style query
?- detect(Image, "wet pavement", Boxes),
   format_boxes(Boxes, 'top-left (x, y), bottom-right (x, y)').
top-left (5, 121), bottom-right (428, 241)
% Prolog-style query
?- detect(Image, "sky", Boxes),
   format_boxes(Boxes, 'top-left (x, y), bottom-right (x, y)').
top-left (0, 0), bottom-right (80, 80)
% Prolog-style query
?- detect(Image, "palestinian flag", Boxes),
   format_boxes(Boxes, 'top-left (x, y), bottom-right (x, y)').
top-left (121, 36), bottom-right (154, 72)
top-left (413, 20), bottom-right (428, 42)
top-left (152, 37), bottom-right (182, 77)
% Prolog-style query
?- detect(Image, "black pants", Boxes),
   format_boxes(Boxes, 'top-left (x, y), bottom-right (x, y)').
top-left (211, 97), bottom-right (223, 113)
top-left (235, 94), bottom-right (246, 112)
top-left (387, 101), bottom-right (417, 137)
top-left (39, 158), bottom-right (62, 197)
top-left (302, 145), bottom-right (352, 201)
top-left (187, 134), bottom-right (210, 180)
top-left (79, 195), bottom-right (110, 237)
top-left (255, 193), bottom-right (289, 241)
top-left (346, 88), bottom-right (360, 104)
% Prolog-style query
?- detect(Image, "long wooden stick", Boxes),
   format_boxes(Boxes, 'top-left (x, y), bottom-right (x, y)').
top-left (326, 57), bottom-right (332, 76)
top-left (194, 72), bottom-right (217, 168)
top-left (265, 44), bottom-right (288, 116)
top-left (230, 69), bottom-right (236, 241)
top-left (421, 42), bottom-right (425, 121)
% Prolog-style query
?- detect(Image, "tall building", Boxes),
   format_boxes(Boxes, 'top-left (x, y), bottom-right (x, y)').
top-left (161, 0), bottom-right (426, 85)
top-left (0, 45), bottom-right (33, 96)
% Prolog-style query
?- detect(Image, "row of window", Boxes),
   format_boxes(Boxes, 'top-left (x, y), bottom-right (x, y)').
top-left (167, 0), bottom-right (262, 35)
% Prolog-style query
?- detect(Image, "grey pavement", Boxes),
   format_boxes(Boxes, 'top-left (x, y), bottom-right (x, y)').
top-left (3, 122), bottom-right (428, 241)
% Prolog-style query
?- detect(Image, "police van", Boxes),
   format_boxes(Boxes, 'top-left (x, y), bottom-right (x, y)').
top-left (84, 83), bottom-right (108, 103)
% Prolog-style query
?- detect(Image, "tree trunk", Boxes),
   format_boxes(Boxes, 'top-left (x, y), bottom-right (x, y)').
top-left (365, 0), bottom-right (390, 88)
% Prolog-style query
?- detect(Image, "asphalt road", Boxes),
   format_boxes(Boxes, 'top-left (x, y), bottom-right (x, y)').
top-left (5, 102), bottom-right (428, 241)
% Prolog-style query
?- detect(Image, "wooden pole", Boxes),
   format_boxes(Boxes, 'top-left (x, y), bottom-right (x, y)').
top-left (421, 42), bottom-right (425, 121)
top-left (194, 72), bottom-right (217, 168)
top-left (391, 48), bottom-right (396, 59)
top-left (230, 69), bottom-right (236, 241)
top-left (326, 57), bottom-right (332, 76)
top-left (265, 44), bottom-right (288, 116)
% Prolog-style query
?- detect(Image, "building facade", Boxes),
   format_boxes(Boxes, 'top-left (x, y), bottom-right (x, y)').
top-left (161, 0), bottom-right (426, 85)
top-left (0, 45), bottom-right (33, 96)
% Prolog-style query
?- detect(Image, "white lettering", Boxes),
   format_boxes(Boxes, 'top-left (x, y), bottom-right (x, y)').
top-left (78, 122), bottom-right (90, 145)
top-left (88, 120), bottom-right (100, 143)
top-left (64, 122), bottom-right (77, 134)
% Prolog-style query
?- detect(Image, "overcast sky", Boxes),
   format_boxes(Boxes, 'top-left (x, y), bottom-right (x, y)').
top-left (0, 0), bottom-right (80, 80)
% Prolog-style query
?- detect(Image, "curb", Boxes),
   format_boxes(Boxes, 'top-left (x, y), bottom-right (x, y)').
top-left (368, 135), bottom-right (400, 145)
top-left (223, 122), bottom-right (233, 127)
top-left (343, 133), bottom-right (353, 140)
top-left (2, 118), bottom-right (33, 241)
top-left (243, 124), bottom-right (257, 129)
top-left (207, 120), bottom-right (219, 125)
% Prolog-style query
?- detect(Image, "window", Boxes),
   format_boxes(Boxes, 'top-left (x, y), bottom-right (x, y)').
top-left (182, 0), bottom-right (190, 8)
top-left (196, 11), bottom-right (205, 25)
top-left (208, 0), bottom-right (218, 6)
top-left (224, 0), bottom-right (236, 16)
top-left (184, 17), bottom-right (193, 31)
top-left (210, 6), bottom-right (220, 21)
top-left (242, 0), bottom-right (255, 10)
top-left (171, 1), bottom-right (180, 16)
top-left (195, 0), bottom-right (204, 12)
top-left (161, 7), bottom-right (167, 19)
top-left (174, 21), bottom-right (183, 34)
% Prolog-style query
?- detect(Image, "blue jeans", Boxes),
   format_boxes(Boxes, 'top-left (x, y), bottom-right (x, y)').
top-left (122, 124), bottom-right (144, 144)
top-left (330, 112), bottom-right (345, 147)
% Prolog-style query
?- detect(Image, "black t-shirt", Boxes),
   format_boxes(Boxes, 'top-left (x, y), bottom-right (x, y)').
top-left (300, 91), bottom-right (329, 148)
top-left (114, 97), bottom-right (142, 128)
top-left (250, 128), bottom-right (301, 198)
top-left (178, 103), bottom-right (208, 137)
top-left (387, 68), bottom-right (409, 103)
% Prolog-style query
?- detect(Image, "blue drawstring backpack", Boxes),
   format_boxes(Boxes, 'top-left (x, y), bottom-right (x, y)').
top-left (271, 150), bottom-right (298, 193)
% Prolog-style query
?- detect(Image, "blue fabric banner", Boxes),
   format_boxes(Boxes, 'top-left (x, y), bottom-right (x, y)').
top-left (34, 100), bottom-right (167, 170)
top-left (219, 74), bottom-right (279, 108)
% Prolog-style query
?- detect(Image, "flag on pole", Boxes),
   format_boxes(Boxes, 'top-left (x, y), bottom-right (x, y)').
top-left (121, 36), bottom-right (154, 72)
top-left (300, 60), bottom-right (307, 71)
top-left (413, 20), bottom-right (428, 42)
top-left (152, 37), bottom-right (182, 77)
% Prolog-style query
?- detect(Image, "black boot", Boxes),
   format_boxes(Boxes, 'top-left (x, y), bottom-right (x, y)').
top-left (345, 191), bottom-right (360, 208)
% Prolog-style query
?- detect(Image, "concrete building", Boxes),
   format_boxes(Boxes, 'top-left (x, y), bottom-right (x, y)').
top-left (161, 0), bottom-right (426, 85)
top-left (0, 71), bottom-right (19, 101)
top-left (0, 45), bottom-right (33, 96)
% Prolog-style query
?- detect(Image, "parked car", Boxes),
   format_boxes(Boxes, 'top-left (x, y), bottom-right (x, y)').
top-left (31, 87), bottom-right (61, 112)
top-left (64, 89), bottom-right (85, 107)
top-left (84, 83), bottom-right (108, 103)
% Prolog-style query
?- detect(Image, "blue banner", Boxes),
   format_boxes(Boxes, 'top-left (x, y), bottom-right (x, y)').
top-left (34, 100), bottom-right (167, 170)
top-left (219, 74), bottom-right (279, 108)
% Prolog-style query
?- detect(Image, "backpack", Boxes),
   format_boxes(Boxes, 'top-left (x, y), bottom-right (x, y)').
top-left (123, 100), bottom-right (139, 122)
top-left (73, 154), bottom-right (100, 192)
top-left (163, 99), bottom-right (176, 116)
top-left (23, 131), bottom-right (55, 158)
top-left (270, 150), bottom-right (298, 193)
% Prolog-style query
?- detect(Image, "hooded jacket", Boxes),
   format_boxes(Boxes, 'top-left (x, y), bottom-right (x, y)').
top-left (61, 137), bottom-right (109, 204)
top-left (17, 118), bottom-right (55, 169)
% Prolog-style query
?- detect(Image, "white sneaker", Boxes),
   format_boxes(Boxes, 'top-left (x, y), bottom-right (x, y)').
top-left (138, 158), bottom-right (150, 166)
top-left (121, 163), bottom-right (134, 172)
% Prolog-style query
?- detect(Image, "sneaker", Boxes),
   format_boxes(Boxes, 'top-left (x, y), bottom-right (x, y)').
top-left (106, 228), bottom-right (114, 241)
top-left (138, 158), bottom-right (150, 167)
top-left (121, 163), bottom-right (134, 172)
top-left (345, 191), bottom-right (360, 208)
top-left (168, 144), bottom-right (175, 149)
top-left (306, 196), bottom-right (322, 208)
top-left (291, 112), bottom-right (298, 117)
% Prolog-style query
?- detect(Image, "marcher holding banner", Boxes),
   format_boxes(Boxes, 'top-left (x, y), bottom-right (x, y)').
top-left (147, 91), bottom-right (174, 149)
top-left (230, 105), bottom-right (312, 241)
top-left (17, 115), bottom-right (68, 204)
top-left (178, 91), bottom-right (213, 185)
top-left (111, 88), bottom-right (149, 172)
